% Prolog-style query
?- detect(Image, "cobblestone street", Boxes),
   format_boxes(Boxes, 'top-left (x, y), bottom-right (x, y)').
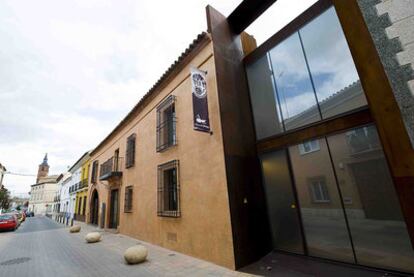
top-left (0, 216), bottom-right (249, 277)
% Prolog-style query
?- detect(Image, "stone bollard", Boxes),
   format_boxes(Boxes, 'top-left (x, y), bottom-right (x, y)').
top-left (124, 245), bottom-right (148, 264)
top-left (69, 225), bottom-right (81, 233)
top-left (85, 232), bottom-right (102, 243)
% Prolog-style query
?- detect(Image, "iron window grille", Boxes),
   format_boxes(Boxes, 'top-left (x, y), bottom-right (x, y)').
top-left (91, 161), bottom-right (99, 183)
top-left (126, 134), bottom-right (136, 168)
top-left (157, 160), bottom-right (180, 217)
top-left (156, 95), bottom-right (177, 152)
top-left (124, 186), bottom-right (133, 213)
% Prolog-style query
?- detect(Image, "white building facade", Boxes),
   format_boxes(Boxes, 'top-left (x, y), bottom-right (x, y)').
top-left (29, 176), bottom-right (58, 215)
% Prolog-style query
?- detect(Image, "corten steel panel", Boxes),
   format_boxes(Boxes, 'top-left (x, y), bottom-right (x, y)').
top-left (206, 5), bottom-right (272, 269)
top-left (244, 0), bottom-right (332, 66)
top-left (332, 0), bottom-right (414, 247)
top-left (227, 0), bottom-right (278, 34)
top-left (257, 109), bottom-right (373, 153)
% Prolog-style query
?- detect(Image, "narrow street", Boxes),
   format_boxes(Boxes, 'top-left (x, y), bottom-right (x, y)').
top-left (0, 216), bottom-right (246, 277)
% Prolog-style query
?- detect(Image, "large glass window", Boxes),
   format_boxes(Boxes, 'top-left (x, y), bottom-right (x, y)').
top-left (260, 125), bottom-right (414, 273)
top-left (246, 7), bottom-right (367, 139)
top-left (269, 32), bottom-right (320, 130)
top-left (288, 138), bottom-right (355, 263)
top-left (246, 55), bottom-right (283, 139)
top-left (299, 7), bottom-right (367, 118)
top-left (328, 125), bottom-right (414, 273)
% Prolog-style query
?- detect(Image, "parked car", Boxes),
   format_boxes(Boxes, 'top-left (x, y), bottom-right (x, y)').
top-left (0, 214), bottom-right (18, 231)
top-left (8, 212), bottom-right (21, 226)
top-left (26, 211), bottom-right (34, 217)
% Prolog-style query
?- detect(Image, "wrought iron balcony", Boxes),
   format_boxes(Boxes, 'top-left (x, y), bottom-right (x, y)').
top-left (81, 178), bottom-right (88, 188)
top-left (99, 156), bottom-right (123, 181)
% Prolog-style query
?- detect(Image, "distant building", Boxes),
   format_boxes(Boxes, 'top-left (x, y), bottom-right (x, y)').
top-left (57, 172), bottom-right (72, 220)
top-left (60, 152), bottom-right (90, 223)
top-left (74, 153), bottom-right (90, 222)
top-left (83, 0), bottom-right (414, 274)
top-left (10, 196), bottom-right (29, 210)
top-left (0, 162), bottom-right (6, 189)
top-left (28, 154), bottom-right (59, 215)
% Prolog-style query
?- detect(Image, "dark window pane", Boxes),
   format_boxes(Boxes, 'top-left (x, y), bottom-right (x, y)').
top-left (164, 168), bottom-right (177, 211)
top-left (288, 138), bottom-right (354, 263)
top-left (269, 32), bottom-right (320, 130)
top-left (327, 125), bottom-right (414, 273)
top-left (246, 54), bottom-right (284, 139)
top-left (126, 135), bottom-right (136, 168)
top-left (299, 7), bottom-right (367, 119)
top-left (156, 96), bottom-right (176, 152)
top-left (260, 149), bottom-right (304, 254)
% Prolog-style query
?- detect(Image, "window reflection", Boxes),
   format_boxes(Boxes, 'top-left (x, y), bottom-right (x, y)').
top-left (328, 125), bottom-right (414, 273)
top-left (246, 55), bottom-right (284, 139)
top-left (288, 138), bottom-right (354, 263)
top-left (246, 7), bottom-right (368, 140)
top-left (269, 33), bottom-right (320, 130)
top-left (299, 7), bottom-right (367, 119)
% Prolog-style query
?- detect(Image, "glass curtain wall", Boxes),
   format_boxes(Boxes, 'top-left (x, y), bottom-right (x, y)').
top-left (261, 124), bottom-right (414, 273)
top-left (246, 7), bottom-right (367, 139)
top-left (246, 55), bottom-right (283, 139)
top-left (327, 125), bottom-right (414, 273)
top-left (288, 137), bottom-right (355, 263)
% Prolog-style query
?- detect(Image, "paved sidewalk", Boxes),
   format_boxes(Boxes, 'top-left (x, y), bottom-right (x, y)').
top-left (0, 216), bottom-right (252, 277)
top-left (70, 219), bottom-right (251, 277)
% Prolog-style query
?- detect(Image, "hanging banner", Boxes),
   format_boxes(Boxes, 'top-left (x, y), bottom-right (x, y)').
top-left (191, 68), bottom-right (210, 132)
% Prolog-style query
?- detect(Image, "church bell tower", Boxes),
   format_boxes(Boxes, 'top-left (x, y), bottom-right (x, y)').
top-left (36, 153), bottom-right (49, 183)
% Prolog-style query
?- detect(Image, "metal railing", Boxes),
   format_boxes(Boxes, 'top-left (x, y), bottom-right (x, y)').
top-left (99, 156), bottom-right (123, 180)
top-left (81, 178), bottom-right (88, 188)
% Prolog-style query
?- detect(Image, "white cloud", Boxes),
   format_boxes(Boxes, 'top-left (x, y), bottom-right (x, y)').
top-left (0, 0), bottom-right (308, 196)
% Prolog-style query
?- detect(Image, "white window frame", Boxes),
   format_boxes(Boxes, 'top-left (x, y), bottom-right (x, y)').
top-left (310, 179), bottom-right (330, 203)
top-left (299, 139), bottom-right (320, 155)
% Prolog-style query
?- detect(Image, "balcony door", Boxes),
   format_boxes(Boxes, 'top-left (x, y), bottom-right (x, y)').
top-left (114, 149), bottom-right (119, 171)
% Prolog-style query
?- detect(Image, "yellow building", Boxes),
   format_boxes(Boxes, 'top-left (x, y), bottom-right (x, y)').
top-left (74, 153), bottom-right (90, 222)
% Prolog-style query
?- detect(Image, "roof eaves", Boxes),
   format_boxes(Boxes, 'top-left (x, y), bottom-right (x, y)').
top-left (90, 32), bottom-right (210, 157)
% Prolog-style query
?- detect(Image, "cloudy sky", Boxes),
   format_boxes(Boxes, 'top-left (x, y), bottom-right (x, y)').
top-left (0, 0), bottom-right (316, 196)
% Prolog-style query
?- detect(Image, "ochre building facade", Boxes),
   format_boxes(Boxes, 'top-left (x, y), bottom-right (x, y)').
top-left (85, 36), bottom-right (236, 268)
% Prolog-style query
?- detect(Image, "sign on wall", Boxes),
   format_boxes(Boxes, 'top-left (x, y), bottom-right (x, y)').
top-left (191, 68), bottom-right (210, 132)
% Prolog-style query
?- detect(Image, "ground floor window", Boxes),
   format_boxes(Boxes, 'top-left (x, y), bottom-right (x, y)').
top-left (157, 160), bottom-right (180, 217)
